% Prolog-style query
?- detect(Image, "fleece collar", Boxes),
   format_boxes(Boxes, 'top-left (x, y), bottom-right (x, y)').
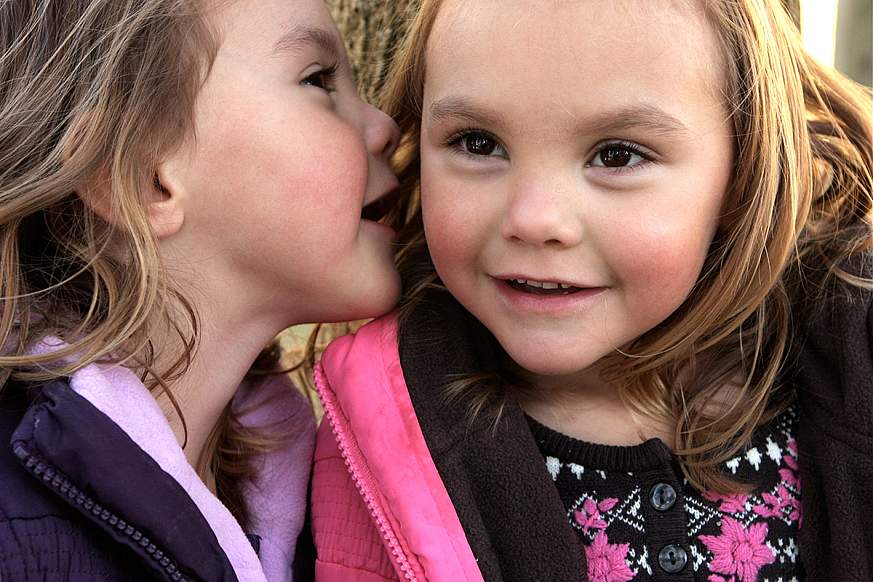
top-left (24, 338), bottom-right (313, 582)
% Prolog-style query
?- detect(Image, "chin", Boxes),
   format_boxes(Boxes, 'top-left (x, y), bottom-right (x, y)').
top-left (342, 276), bottom-right (402, 322)
top-left (499, 338), bottom-right (604, 379)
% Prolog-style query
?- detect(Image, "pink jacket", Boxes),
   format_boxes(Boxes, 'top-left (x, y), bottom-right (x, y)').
top-left (310, 315), bottom-right (483, 581)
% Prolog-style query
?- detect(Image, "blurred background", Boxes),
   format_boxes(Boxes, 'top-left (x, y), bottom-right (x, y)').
top-left (280, 0), bottom-right (873, 392)
top-left (800, 0), bottom-right (871, 85)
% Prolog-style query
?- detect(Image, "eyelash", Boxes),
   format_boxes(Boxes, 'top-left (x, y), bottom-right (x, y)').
top-left (301, 63), bottom-right (339, 93)
top-left (444, 129), bottom-right (506, 160)
top-left (587, 140), bottom-right (655, 174)
top-left (444, 130), bottom-right (655, 174)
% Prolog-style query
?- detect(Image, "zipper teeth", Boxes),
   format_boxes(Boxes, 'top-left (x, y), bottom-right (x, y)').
top-left (13, 442), bottom-right (188, 582)
top-left (314, 363), bottom-right (417, 581)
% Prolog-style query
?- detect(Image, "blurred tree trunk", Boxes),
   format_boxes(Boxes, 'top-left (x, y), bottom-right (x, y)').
top-left (326, 0), bottom-right (420, 103)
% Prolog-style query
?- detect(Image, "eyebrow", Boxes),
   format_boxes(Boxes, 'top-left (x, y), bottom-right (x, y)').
top-left (273, 24), bottom-right (343, 62)
top-left (583, 104), bottom-right (689, 138)
top-left (428, 97), bottom-right (689, 138)
top-left (430, 97), bottom-right (511, 133)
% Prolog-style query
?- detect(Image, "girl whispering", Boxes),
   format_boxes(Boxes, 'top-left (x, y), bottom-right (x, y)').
top-left (311, 1), bottom-right (872, 581)
top-left (0, 0), bottom-right (400, 580)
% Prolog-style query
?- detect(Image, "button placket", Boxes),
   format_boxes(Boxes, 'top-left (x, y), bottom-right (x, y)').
top-left (639, 460), bottom-right (693, 579)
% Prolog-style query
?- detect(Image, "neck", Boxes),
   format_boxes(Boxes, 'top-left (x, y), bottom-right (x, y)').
top-left (150, 296), bottom-right (283, 483)
top-left (519, 367), bottom-right (675, 447)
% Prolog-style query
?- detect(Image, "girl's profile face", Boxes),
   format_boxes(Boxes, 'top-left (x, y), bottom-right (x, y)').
top-left (163, 0), bottom-right (401, 325)
top-left (419, 0), bottom-right (735, 388)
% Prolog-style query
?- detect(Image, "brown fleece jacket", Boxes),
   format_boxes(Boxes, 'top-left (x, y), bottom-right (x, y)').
top-left (399, 295), bottom-right (586, 582)
top-left (792, 254), bottom-right (873, 581)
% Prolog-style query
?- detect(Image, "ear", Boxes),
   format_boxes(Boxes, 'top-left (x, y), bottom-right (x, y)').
top-left (75, 168), bottom-right (186, 240)
top-left (66, 112), bottom-right (186, 240)
top-left (147, 165), bottom-right (186, 239)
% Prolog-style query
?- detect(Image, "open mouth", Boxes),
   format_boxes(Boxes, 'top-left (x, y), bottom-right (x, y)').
top-left (362, 188), bottom-right (402, 222)
top-left (506, 278), bottom-right (585, 295)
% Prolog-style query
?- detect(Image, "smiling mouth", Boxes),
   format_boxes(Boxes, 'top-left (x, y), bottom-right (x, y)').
top-left (506, 278), bottom-right (585, 295)
top-left (362, 188), bottom-right (402, 222)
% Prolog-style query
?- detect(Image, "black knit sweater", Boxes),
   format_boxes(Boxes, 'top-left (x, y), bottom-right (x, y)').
top-left (528, 408), bottom-right (802, 581)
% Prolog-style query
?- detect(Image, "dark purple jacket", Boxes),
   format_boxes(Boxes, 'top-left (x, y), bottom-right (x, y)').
top-left (0, 350), bottom-right (315, 581)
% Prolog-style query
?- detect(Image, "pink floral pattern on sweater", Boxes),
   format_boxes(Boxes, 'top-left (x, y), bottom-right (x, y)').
top-left (541, 406), bottom-right (801, 581)
top-left (700, 517), bottom-right (776, 581)
top-left (585, 531), bottom-right (635, 582)
top-left (750, 440), bottom-right (803, 525)
top-left (575, 497), bottom-right (619, 534)
top-left (703, 491), bottom-right (749, 514)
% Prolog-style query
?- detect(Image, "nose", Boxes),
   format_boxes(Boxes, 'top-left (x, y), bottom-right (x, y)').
top-left (500, 177), bottom-right (584, 247)
top-left (363, 102), bottom-right (400, 160)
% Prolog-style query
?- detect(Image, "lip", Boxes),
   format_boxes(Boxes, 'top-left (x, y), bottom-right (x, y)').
top-left (491, 275), bottom-right (608, 314)
top-left (492, 273), bottom-right (597, 289)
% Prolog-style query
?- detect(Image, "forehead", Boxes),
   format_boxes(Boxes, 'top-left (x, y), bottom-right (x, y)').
top-left (424, 0), bottom-right (726, 123)
top-left (207, 0), bottom-right (343, 54)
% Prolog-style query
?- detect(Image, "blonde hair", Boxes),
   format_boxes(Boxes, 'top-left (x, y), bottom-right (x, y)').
top-left (381, 0), bottom-right (873, 492)
top-left (0, 0), bottom-right (278, 527)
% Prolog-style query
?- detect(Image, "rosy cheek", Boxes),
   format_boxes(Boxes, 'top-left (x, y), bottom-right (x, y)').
top-left (422, 183), bottom-right (480, 275)
top-left (291, 125), bottom-right (369, 213)
top-left (423, 204), bottom-right (464, 266)
top-left (612, 217), bottom-right (713, 301)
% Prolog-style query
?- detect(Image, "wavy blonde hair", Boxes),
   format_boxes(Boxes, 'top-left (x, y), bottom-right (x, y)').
top-left (0, 0), bottom-right (282, 527)
top-left (381, 0), bottom-right (873, 492)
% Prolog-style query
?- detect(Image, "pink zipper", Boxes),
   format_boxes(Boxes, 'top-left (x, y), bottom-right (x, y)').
top-left (314, 363), bottom-right (419, 581)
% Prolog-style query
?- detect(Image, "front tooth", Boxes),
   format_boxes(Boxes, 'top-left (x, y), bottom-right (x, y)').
top-left (527, 280), bottom-right (543, 288)
top-left (542, 282), bottom-right (558, 289)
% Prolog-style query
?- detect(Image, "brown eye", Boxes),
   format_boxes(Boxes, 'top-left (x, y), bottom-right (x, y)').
top-left (301, 64), bottom-right (339, 93)
top-left (598, 146), bottom-right (634, 167)
top-left (589, 141), bottom-right (649, 170)
top-left (463, 133), bottom-right (499, 156)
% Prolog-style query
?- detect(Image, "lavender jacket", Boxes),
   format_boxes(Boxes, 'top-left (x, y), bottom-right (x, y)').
top-left (0, 344), bottom-right (315, 581)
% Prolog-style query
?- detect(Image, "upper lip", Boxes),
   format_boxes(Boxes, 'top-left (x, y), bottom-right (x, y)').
top-left (493, 274), bottom-right (601, 289)
top-left (361, 183), bottom-right (402, 221)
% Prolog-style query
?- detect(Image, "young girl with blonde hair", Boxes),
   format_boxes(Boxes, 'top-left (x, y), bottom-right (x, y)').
top-left (0, 0), bottom-right (401, 579)
top-left (310, 1), bottom-right (872, 580)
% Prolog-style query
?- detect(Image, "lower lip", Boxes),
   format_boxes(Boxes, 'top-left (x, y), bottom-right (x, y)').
top-left (361, 218), bottom-right (397, 240)
top-left (494, 278), bottom-right (607, 314)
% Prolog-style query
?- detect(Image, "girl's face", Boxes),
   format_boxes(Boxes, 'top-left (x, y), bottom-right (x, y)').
top-left (163, 0), bottom-right (400, 325)
top-left (420, 0), bottom-right (735, 388)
